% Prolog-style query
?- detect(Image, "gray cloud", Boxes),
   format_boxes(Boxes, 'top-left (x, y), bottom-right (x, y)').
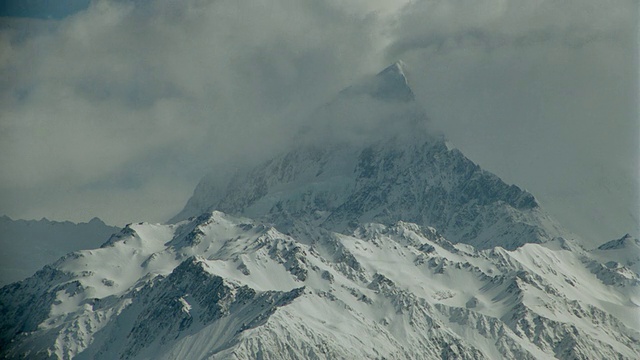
top-left (387, 0), bottom-right (633, 53)
top-left (0, 0), bottom-right (637, 245)
top-left (0, 0), bottom-right (397, 225)
top-left (386, 0), bottom-right (639, 244)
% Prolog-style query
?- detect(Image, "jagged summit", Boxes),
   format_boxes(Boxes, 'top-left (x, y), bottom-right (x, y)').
top-left (341, 60), bottom-right (415, 102)
top-left (386, 59), bottom-right (408, 76)
top-left (597, 233), bottom-right (639, 250)
top-left (591, 233), bottom-right (640, 277)
top-left (293, 60), bottom-right (426, 151)
top-left (173, 135), bottom-right (556, 250)
top-left (377, 61), bottom-right (410, 87)
top-left (172, 62), bottom-right (562, 250)
top-left (370, 60), bottom-right (415, 102)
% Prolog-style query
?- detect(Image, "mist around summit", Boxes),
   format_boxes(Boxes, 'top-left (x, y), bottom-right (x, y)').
top-left (1, 68), bottom-right (638, 355)
top-left (0, 0), bottom-right (636, 245)
top-left (0, 2), bottom-right (638, 357)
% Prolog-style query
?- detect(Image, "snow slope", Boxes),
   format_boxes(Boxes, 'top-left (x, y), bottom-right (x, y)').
top-left (2, 62), bottom-right (638, 359)
top-left (1, 212), bottom-right (637, 359)
top-left (173, 62), bottom-right (566, 251)
top-left (589, 234), bottom-right (640, 278)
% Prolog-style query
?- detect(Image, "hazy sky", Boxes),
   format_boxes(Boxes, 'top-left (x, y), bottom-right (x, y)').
top-left (0, 0), bottom-right (637, 245)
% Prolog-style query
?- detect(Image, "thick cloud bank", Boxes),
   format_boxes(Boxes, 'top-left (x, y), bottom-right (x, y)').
top-left (0, 0), bottom-right (637, 244)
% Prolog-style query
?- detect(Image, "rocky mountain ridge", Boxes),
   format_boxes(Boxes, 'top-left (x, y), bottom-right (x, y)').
top-left (1, 62), bottom-right (637, 359)
top-left (173, 63), bottom-right (565, 250)
top-left (1, 212), bottom-right (637, 359)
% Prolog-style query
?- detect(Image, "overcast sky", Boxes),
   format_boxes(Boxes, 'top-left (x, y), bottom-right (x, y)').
top-left (0, 0), bottom-right (637, 246)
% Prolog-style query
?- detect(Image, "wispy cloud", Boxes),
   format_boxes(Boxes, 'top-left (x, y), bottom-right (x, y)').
top-left (0, 0), bottom-right (394, 224)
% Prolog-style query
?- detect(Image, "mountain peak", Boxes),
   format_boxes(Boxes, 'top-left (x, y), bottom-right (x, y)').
top-left (87, 217), bottom-right (105, 225)
top-left (377, 60), bottom-right (408, 83)
top-left (597, 233), bottom-right (640, 250)
top-left (370, 60), bottom-right (414, 102)
top-left (341, 60), bottom-right (415, 102)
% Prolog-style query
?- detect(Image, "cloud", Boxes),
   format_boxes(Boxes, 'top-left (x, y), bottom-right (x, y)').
top-left (385, 0), bottom-right (639, 243)
top-left (0, 0), bottom-right (91, 19)
top-left (0, 0), bottom-right (404, 224)
top-left (0, 0), bottom-right (637, 243)
top-left (387, 0), bottom-right (634, 55)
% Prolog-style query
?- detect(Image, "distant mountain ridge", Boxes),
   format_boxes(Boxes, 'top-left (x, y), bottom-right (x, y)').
top-left (0, 215), bottom-right (119, 285)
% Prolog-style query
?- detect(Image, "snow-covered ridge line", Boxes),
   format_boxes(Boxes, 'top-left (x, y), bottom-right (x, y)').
top-left (2, 61), bottom-right (637, 359)
top-left (1, 211), bottom-right (637, 359)
top-left (176, 134), bottom-right (562, 250)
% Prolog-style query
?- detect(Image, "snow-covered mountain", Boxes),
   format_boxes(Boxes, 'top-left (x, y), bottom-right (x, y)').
top-left (172, 62), bottom-right (565, 251)
top-left (1, 212), bottom-right (637, 359)
top-left (1, 63), bottom-right (638, 359)
top-left (589, 234), bottom-right (640, 277)
top-left (0, 216), bottom-right (119, 286)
